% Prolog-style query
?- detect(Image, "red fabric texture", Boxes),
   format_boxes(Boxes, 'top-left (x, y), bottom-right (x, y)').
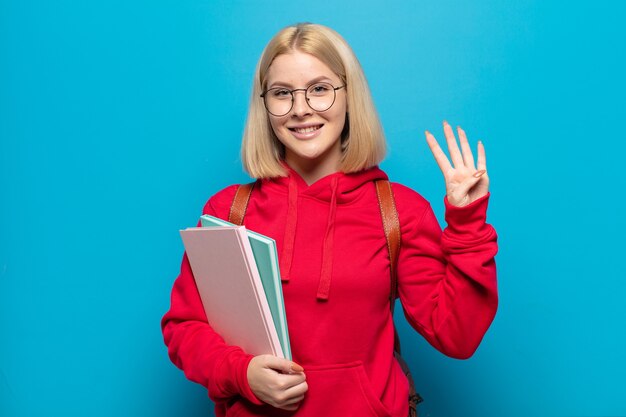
top-left (161, 165), bottom-right (498, 417)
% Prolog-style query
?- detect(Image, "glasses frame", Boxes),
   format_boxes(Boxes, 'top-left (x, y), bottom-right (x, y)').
top-left (260, 83), bottom-right (346, 117)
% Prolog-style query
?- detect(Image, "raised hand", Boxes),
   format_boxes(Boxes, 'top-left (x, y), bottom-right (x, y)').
top-left (425, 121), bottom-right (489, 207)
top-left (247, 355), bottom-right (308, 411)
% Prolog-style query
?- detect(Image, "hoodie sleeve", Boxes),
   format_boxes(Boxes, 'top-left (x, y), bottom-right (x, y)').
top-left (161, 185), bottom-right (263, 405)
top-left (395, 188), bottom-right (498, 359)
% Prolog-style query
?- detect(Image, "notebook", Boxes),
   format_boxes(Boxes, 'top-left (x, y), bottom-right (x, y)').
top-left (180, 226), bottom-right (285, 358)
top-left (200, 214), bottom-right (291, 360)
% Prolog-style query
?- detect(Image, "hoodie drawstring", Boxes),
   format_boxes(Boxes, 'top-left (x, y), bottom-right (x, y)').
top-left (280, 174), bottom-right (299, 282)
top-left (316, 176), bottom-right (338, 300)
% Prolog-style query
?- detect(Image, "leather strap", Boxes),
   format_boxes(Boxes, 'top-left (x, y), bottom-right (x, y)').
top-left (375, 179), bottom-right (423, 417)
top-left (228, 182), bottom-right (255, 225)
top-left (375, 179), bottom-right (401, 312)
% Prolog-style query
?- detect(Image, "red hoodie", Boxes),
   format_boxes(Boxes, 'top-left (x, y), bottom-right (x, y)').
top-left (161, 166), bottom-right (498, 417)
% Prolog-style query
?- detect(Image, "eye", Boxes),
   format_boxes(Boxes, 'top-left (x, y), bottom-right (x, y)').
top-left (271, 88), bottom-right (292, 98)
top-left (309, 83), bottom-right (331, 95)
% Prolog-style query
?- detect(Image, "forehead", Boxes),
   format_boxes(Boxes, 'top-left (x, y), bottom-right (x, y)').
top-left (266, 51), bottom-right (338, 86)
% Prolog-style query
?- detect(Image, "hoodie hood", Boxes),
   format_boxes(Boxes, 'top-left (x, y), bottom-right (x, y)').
top-left (262, 165), bottom-right (388, 300)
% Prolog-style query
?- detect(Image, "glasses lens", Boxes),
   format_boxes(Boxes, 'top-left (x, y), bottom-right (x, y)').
top-left (264, 88), bottom-right (293, 116)
top-left (306, 83), bottom-right (336, 112)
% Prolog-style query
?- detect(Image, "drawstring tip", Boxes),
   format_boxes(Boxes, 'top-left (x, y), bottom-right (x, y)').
top-left (316, 292), bottom-right (329, 301)
top-left (316, 283), bottom-right (330, 300)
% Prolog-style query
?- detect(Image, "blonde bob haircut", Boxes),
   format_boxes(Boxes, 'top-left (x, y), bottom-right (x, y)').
top-left (242, 23), bottom-right (386, 178)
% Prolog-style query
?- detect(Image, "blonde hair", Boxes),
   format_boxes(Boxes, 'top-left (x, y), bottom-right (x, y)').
top-left (241, 23), bottom-right (386, 178)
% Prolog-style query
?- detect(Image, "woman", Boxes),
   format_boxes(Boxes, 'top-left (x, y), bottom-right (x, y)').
top-left (162, 23), bottom-right (497, 417)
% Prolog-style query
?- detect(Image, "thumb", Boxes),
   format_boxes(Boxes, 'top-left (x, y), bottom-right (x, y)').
top-left (264, 356), bottom-right (304, 374)
top-left (451, 171), bottom-right (485, 206)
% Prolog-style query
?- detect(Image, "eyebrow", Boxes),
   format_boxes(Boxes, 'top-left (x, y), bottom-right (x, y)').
top-left (267, 76), bottom-right (335, 89)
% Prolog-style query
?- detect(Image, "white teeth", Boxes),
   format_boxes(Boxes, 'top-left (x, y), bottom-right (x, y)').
top-left (294, 125), bottom-right (321, 133)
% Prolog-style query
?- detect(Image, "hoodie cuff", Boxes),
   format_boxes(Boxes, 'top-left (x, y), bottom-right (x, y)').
top-left (213, 349), bottom-right (263, 406)
top-left (443, 193), bottom-right (492, 240)
top-left (235, 355), bottom-right (264, 405)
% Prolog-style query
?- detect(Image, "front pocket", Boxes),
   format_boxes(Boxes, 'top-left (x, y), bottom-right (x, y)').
top-left (296, 361), bottom-right (392, 417)
top-left (223, 362), bottom-right (393, 417)
top-left (224, 398), bottom-right (289, 417)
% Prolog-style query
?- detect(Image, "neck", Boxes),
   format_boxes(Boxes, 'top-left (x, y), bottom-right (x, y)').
top-left (285, 153), bottom-right (341, 185)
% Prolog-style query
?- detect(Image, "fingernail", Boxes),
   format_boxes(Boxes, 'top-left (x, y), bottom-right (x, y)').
top-left (473, 170), bottom-right (486, 178)
top-left (443, 120), bottom-right (448, 126)
top-left (291, 364), bottom-right (304, 373)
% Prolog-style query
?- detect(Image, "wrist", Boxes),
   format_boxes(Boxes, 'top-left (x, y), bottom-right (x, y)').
top-left (443, 193), bottom-right (492, 238)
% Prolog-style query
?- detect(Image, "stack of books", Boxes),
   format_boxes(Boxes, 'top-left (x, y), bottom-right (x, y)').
top-left (180, 215), bottom-right (291, 359)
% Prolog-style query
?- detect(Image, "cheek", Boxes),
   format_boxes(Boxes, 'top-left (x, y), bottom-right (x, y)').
top-left (329, 98), bottom-right (348, 124)
top-left (268, 117), bottom-right (287, 138)
top-left (328, 107), bottom-right (347, 130)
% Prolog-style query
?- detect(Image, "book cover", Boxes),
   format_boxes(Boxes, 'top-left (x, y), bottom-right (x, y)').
top-left (200, 214), bottom-right (292, 360)
top-left (180, 226), bottom-right (285, 358)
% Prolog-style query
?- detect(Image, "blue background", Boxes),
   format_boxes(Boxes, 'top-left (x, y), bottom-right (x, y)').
top-left (2, 1), bottom-right (625, 416)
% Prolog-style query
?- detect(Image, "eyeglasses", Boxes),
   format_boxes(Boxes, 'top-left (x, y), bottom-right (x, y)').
top-left (260, 82), bottom-right (346, 117)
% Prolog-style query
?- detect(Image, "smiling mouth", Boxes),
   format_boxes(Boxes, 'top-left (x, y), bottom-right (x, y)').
top-left (289, 125), bottom-right (323, 134)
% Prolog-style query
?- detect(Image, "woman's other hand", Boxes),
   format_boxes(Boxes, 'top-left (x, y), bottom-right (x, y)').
top-left (247, 355), bottom-right (308, 411)
top-left (425, 121), bottom-right (490, 207)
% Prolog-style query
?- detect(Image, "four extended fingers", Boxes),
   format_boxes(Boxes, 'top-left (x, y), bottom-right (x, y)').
top-left (425, 121), bottom-right (486, 175)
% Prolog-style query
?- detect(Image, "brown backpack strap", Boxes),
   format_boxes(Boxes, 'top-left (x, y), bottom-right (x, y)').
top-left (375, 179), bottom-right (423, 417)
top-left (228, 182), bottom-right (255, 225)
top-left (375, 179), bottom-right (401, 311)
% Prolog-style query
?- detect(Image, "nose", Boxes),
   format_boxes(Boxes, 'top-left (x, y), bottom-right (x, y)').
top-left (291, 90), bottom-right (312, 117)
